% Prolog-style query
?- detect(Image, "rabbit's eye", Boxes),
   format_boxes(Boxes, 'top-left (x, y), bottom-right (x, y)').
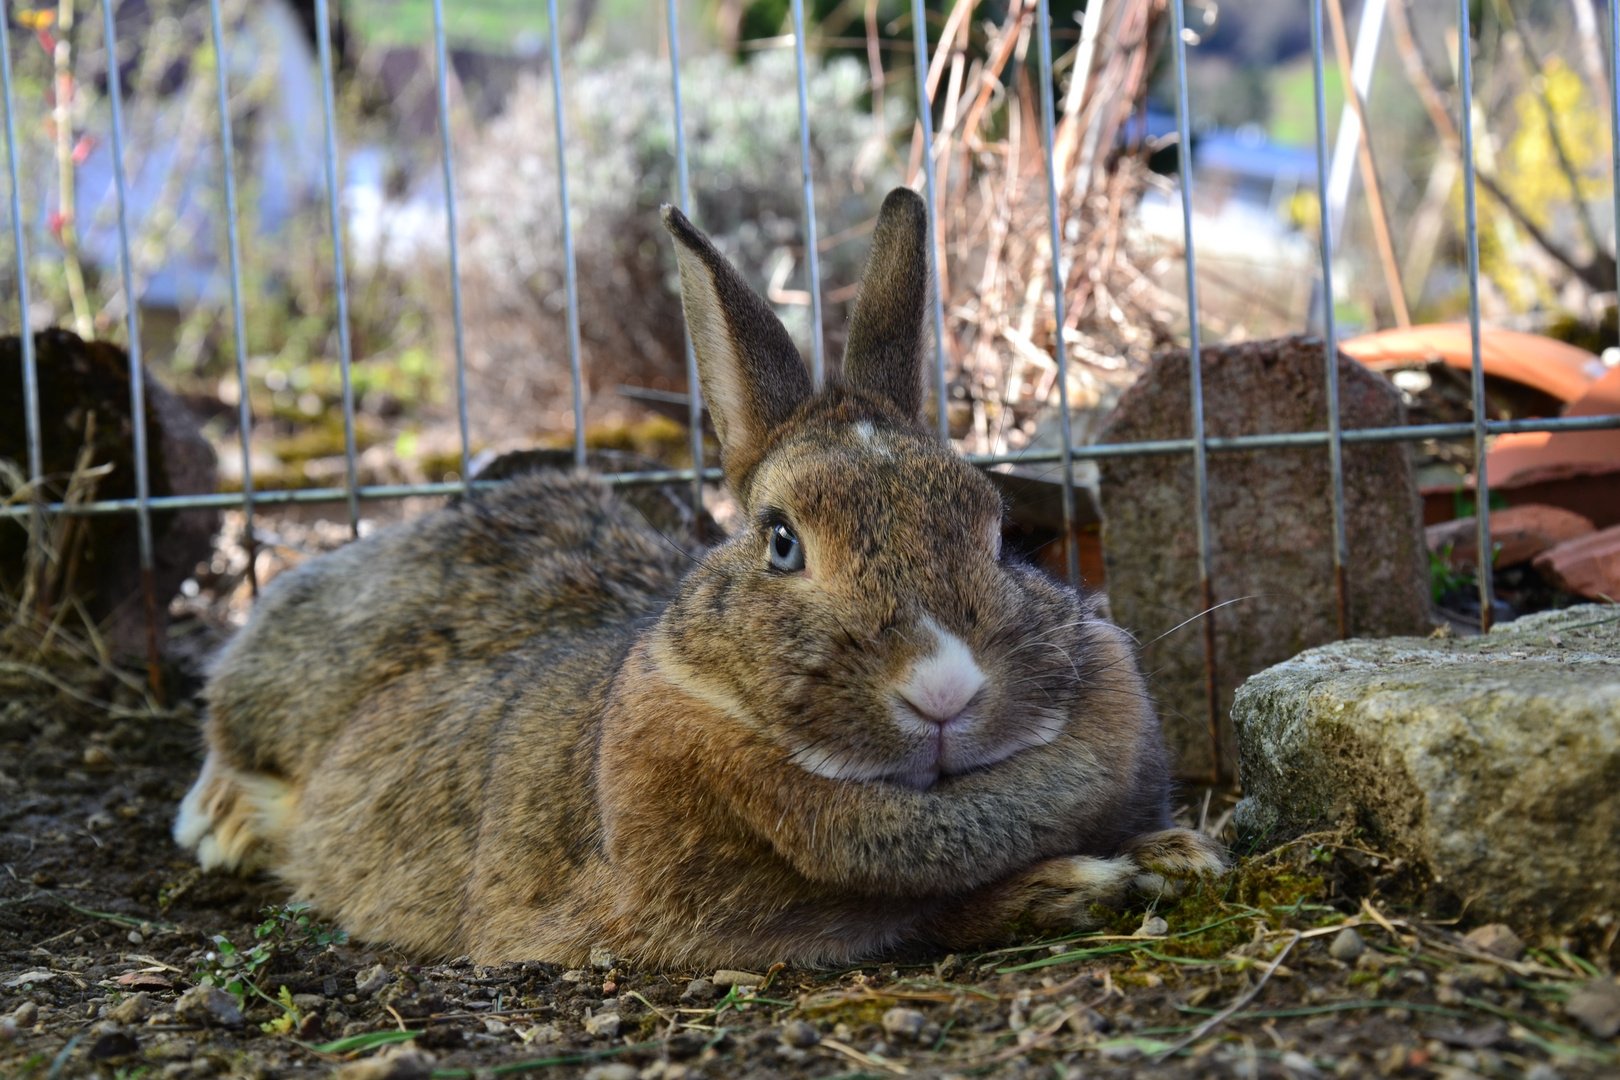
top-left (768, 522), bottom-right (805, 573)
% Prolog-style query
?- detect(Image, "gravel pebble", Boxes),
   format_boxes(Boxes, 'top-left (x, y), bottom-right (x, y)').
top-left (1329, 928), bottom-right (1365, 961)
top-left (174, 986), bottom-right (244, 1028)
top-left (13, 1001), bottom-right (39, 1027)
top-left (108, 992), bottom-right (153, 1025)
top-left (589, 945), bottom-right (616, 971)
top-left (1136, 916), bottom-right (1169, 938)
top-left (354, 963), bottom-right (390, 997)
top-left (333, 1047), bottom-right (435, 1080)
top-left (711, 969), bottom-right (762, 988)
top-left (1564, 978), bottom-right (1620, 1039)
top-left (779, 1019), bottom-right (820, 1048)
top-left (679, 978), bottom-right (716, 1005)
top-left (584, 1011), bottom-right (622, 1038)
top-left (1461, 923), bottom-right (1525, 960)
top-left (881, 1007), bottom-right (928, 1042)
top-left (581, 1065), bottom-right (636, 1080)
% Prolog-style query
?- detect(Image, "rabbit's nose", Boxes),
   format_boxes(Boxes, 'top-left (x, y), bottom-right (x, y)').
top-left (898, 623), bottom-right (986, 724)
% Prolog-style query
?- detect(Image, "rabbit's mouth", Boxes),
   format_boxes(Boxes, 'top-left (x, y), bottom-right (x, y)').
top-left (789, 704), bottom-right (1068, 791)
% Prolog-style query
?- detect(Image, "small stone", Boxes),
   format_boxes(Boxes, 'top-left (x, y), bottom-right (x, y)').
top-left (1279, 1051), bottom-right (1323, 1077)
top-left (1462, 923), bottom-right (1525, 960)
top-left (679, 978), bottom-right (716, 1005)
top-left (291, 993), bottom-right (327, 1012)
top-left (30, 871), bottom-right (55, 888)
top-left (1329, 928), bottom-right (1365, 962)
top-left (1136, 915), bottom-right (1169, 938)
top-left (1099, 1041), bottom-right (1142, 1061)
top-left (1068, 1008), bottom-right (1109, 1035)
top-left (127, 930), bottom-right (144, 945)
top-left (88, 1032), bottom-right (141, 1060)
top-left (589, 945), bottom-right (616, 971)
top-left (582, 1065), bottom-right (637, 1080)
top-left (333, 1046), bottom-right (435, 1080)
top-left (1564, 978), bottom-right (1620, 1039)
top-left (354, 963), bottom-right (390, 997)
top-left (83, 746), bottom-right (115, 771)
top-left (174, 986), bottom-right (244, 1028)
top-left (710, 969), bottom-right (762, 988)
top-left (108, 992), bottom-right (153, 1025)
top-left (584, 1011), bottom-right (622, 1038)
top-left (483, 1018), bottom-right (510, 1035)
top-left (13, 1001), bottom-right (39, 1027)
top-left (779, 1020), bottom-right (819, 1048)
top-left (665, 1031), bottom-right (708, 1060)
top-left (881, 1007), bottom-right (927, 1042)
top-left (1524, 1065), bottom-right (1563, 1080)
top-left (519, 1023), bottom-right (560, 1045)
top-left (0, 1016), bottom-right (16, 1042)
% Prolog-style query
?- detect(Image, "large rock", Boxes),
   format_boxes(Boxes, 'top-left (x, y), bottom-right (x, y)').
top-left (1098, 335), bottom-right (1431, 777)
top-left (1232, 604), bottom-right (1620, 937)
top-left (0, 329), bottom-right (217, 660)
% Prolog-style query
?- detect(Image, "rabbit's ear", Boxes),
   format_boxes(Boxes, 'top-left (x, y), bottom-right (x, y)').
top-left (841, 187), bottom-right (930, 421)
top-left (662, 205), bottom-right (814, 492)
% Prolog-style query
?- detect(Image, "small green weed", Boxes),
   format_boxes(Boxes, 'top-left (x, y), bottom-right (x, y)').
top-left (194, 901), bottom-right (348, 1031)
top-left (1429, 544), bottom-right (1475, 603)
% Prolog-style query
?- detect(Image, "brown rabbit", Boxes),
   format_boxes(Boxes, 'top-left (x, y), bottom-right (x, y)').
top-left (175, 188), bottom-right (1225, 967)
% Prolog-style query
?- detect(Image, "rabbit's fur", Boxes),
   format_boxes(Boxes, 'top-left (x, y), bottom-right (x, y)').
top-left (176, 188), bottom-right (1225, 967)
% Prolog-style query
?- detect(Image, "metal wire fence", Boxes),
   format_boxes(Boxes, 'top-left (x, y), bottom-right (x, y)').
top-left (4, 0), bottom-right (1620, 769)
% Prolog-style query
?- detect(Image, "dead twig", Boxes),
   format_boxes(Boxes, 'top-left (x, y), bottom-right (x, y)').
top-left (1150, 931), bottom-right (1301, 1062)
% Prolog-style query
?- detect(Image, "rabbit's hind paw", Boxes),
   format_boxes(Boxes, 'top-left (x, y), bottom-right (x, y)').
top-left (173, 751), bottom-right (291, 873)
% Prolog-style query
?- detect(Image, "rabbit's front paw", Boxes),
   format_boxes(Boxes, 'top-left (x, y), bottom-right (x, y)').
top-left (1118, 827), bottom-right (1231, 901)
top-left (928, 829), bottom-right (1230, 948)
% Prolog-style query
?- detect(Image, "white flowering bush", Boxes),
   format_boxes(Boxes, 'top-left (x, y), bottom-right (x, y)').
top-left (456, 49), bottom-right (903, 438)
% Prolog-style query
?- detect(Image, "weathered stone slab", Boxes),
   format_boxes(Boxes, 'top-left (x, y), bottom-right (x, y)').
top-left (1098, 335), bottom-right (1431, 777)
top-left (1232, 605), bottom-right (1620, 936)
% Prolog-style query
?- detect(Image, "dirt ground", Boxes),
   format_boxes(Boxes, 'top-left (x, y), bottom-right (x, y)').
top-left (2, 628), bottom-right (1618, 1080)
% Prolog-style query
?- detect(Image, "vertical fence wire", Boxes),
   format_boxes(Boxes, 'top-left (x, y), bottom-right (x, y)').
top-left (1456, 0), bottom-right (1494, 632)
top-left (0, 8), bottom-right (39, 486)
top-left (1611, 0), bottom-right (1620, 352)
top-left (546, 0), bottom-right (586, 468)
top-left (207, 0), bottom-right (257, 592)
top-left (100, 0), bottom-right (162, 692)
top-left (1309, 0), bottom-right (1350, 639)
top-left (313, 0), bottom-right (361, 535)
top-left (909, 0), bottom-right (950, 443)
top-left (431, 0), bottom-right (472, 496)
top-left (1033, 0), bottom-right (1078, 587)
top-left (665, 0), bottom-right (704, 531)
top-left (789, 0), bottom-right (825, 384)
top-left (1169, 0), bottom-right (1221, 780)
